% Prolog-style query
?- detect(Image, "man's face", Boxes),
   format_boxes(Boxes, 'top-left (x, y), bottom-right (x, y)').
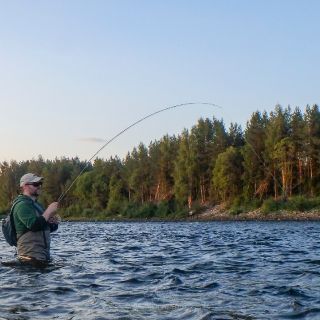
top-left (24, 181), bottom-right (43, 197)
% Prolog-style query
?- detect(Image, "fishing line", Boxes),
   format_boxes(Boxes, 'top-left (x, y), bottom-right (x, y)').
top-left (57, 102), bottom-right (222, 203)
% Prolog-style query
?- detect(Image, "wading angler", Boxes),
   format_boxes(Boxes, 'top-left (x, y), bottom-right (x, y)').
top-left (6, 173), bottom-right (59, 266)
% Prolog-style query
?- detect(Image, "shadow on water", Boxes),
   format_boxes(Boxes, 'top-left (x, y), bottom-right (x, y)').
top-left (1, 259), bottom-right (66, 273)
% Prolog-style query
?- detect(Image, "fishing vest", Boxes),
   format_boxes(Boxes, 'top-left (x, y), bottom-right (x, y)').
top-left (16, 200), bottom-right (51, 262)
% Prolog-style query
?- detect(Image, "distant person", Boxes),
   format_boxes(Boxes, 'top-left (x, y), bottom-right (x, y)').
top-left (12, 173), bottom-right (59, 266)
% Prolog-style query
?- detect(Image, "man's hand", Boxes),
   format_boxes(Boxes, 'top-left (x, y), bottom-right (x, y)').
top-left (48, 215), bottom-right (61, 224)
top-left (43, 202), bottom-right (59, 221)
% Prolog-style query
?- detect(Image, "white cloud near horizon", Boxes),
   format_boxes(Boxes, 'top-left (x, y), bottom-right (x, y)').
top-left (78, 137), bottom-right (106, 143)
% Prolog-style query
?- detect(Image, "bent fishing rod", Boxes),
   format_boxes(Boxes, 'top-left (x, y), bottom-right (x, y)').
top-left (57, 102), bottom-right (222, 203)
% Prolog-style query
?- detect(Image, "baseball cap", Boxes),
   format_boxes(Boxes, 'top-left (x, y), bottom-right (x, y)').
top-left (20, 173), bottom-right (44, 187)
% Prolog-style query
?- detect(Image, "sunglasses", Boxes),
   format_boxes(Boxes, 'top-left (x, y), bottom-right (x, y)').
top-left (26, 182), bottom-right (43, 187)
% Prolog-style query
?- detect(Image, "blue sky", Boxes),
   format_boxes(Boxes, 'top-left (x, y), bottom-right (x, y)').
top-left (0, 0), bottom-right (319, 162)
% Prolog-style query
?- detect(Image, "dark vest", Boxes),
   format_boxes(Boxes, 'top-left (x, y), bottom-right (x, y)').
top-left (17, 201), bottom-right (51, 262)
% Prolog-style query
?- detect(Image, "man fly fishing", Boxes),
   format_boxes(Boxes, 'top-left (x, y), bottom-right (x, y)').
top-left (12, 173), bottom-right (59, 266)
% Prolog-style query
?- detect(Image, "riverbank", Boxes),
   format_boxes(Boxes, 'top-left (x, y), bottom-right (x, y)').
top-left (60, 207), bottom-right (320, 222)
top-left (2, 203), bottom-right (320, 222)
top-left (188, 204), bottom-right (320, 221)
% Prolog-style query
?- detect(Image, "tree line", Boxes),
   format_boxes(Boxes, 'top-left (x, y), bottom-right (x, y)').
top-left (1, 104), bottom-right (320, 219)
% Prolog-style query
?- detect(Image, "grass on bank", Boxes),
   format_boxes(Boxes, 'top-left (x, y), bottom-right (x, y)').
top-left (227, 197), bottom-right (262, 215)
top-left (260, 196), bottom-right (320, 214)
top-left (228, 195), bottom-right (320, 215)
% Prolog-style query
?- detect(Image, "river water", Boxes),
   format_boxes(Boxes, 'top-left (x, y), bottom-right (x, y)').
top-left (0, 221), bottom-right (320, 319)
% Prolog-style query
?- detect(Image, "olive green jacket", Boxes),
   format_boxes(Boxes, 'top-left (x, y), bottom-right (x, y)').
top-left (13, 195), bottom-right (45, 236)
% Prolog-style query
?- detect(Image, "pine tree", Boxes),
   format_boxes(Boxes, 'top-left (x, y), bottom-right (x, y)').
top-left (242, 111), bottom-right (268, 200)
top-left (290, 107), bottom-right (307, 195)
top-left (264, 105), bottom-right (291, 199)
top-left (127, 143), bottom-right (152, 204)
top-left (211, 146), bottom-right (244, 202)
top-left (149, 135), bottom-right (178, 201)
top-left (107, 174), bottom-right (126, 215)
top-left (228, 122), bottom-right (244, 147)
top-left (304, 105), bottom-right (320, 196)
top-left (173, 129), bottom-right (197, 208)
top-left (190, 118), bottom-right (214, 204)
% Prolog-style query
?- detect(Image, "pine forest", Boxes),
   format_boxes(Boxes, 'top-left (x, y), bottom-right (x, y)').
top-left (1, 104), bottom-right (320, 220)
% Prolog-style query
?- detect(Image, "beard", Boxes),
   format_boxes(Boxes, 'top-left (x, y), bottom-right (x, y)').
top-left (30, 189), bottom-right (40, 198)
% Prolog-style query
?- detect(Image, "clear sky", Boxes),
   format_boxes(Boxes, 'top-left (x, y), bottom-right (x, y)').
top-left (0, 0), bottom-right (319, 162)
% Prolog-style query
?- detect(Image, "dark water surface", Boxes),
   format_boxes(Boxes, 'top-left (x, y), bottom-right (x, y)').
top-left (1, 221), bottom-right (320, 320)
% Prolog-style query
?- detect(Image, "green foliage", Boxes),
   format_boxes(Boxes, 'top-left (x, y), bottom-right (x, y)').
top-left (211, 146), bottom-right (243, 201)
top-left (173, 129), bottom-right (197, 207)
top-left (154, 200), bottom-right (174, 218)
top-left (261, 196), bottom-right (320, 214)
top-left (1, 104), bottom-right (320, 220)
top-left (107, 174), bottom-right (127, 215)
top-left (228, 206), bottom-right (243, 216)
top-left (261, 198), bottom-right (284, 213)
top-left (60, 204), bottom-right (82, 218)
top-left (121, 202), bottom-right (138, 218)
top-left (285, 196), bottom-right (310, 211)
top-left (82, 208), bottom-right (96, 218)
top-left (138, 203), bottom-right (157, 219)
top-left (242, 111), bottom-right (267, 199)
top-left (228, 196), bottom-right (261, 215)
top-left (172, 209), bottom-right (189, 220)
top-left (284, 196), bottom-right (320, 212)
top-left (190, 118), bottom-right (215, 203)
top-left (124, 203), bottom-right (157, 219)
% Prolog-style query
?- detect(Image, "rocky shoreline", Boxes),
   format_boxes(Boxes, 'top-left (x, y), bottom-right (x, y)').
top-left (188, 205), bottom-right (320, 221)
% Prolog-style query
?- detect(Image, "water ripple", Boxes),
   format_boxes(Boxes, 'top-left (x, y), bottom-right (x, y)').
top-left (1, 221), bottom-right (320, 319)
